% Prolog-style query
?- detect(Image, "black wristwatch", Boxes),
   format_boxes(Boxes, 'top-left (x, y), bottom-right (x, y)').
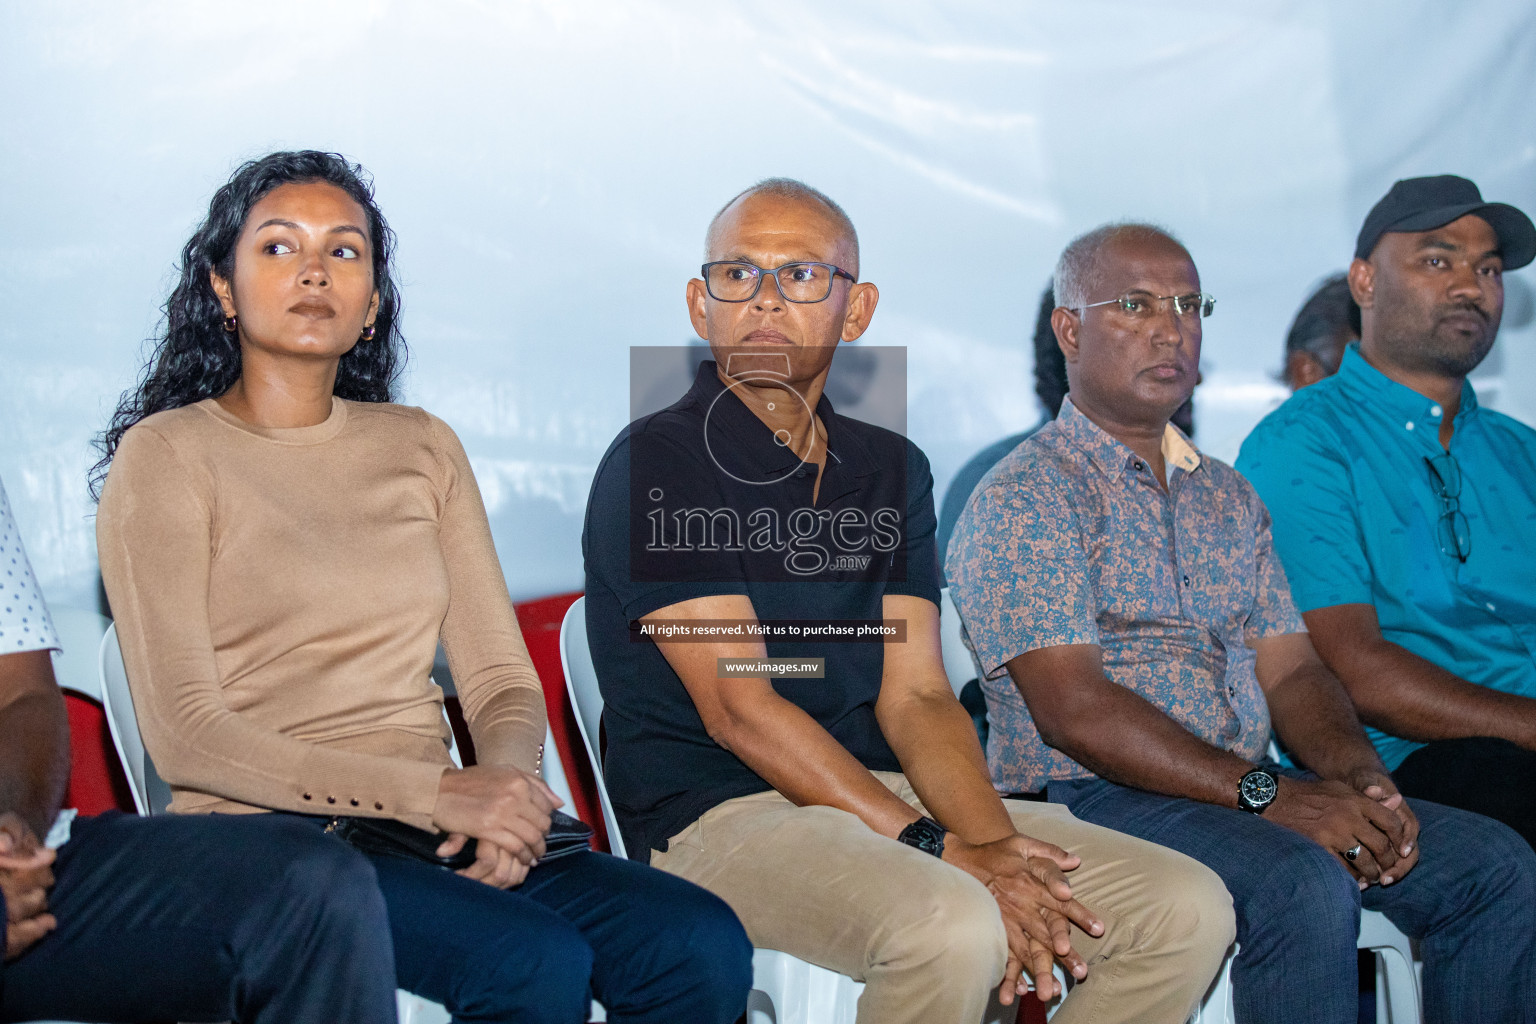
top-left (897, 816), bottom-right (948, 858)
top-left (1237, 767), bottom-right (1279, 814)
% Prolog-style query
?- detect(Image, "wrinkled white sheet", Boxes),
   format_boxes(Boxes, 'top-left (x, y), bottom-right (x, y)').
top-left (2, 0), bottom-right (1533, 605)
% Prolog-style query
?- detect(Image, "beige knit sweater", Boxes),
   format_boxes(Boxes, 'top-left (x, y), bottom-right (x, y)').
top-left (97, 397), bottom-right (546, 830)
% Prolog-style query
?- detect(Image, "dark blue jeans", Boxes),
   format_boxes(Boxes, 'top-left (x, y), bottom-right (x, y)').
top-left (1050, 777), bottom-right (1536, 1024)
top-left (0, 811), bottom-right (397, 1023)
top-left (322, 826), bottom-right (752, 1024)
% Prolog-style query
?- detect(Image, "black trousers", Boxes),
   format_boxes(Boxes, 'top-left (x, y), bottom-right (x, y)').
top-left (0, 811), bottom-right (397, 1023)
top-left (1394, 736), bottom-right (1536, 850)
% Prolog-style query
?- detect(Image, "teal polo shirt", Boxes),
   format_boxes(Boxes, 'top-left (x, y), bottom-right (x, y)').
top-left (1236, 344), bottom-right (1536, 770)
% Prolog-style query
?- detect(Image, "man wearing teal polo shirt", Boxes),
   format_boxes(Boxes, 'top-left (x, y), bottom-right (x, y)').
top-left (1238, 175), bottom-right (1536, 848)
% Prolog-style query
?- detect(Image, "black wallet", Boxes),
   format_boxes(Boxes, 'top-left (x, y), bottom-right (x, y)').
top-left (326, 811), bottom-right (594, 870)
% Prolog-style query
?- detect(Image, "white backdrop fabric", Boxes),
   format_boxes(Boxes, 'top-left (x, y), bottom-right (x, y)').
top-left (3, 0), bottom-right (1534, 608)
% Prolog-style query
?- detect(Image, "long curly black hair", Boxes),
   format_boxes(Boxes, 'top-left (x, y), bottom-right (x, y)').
top-left (92, 150), bottom-right (404, 498)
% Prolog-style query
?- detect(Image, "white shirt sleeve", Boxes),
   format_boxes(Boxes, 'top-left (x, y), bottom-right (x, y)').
top-left (0, 477), bottom-right (60, 654)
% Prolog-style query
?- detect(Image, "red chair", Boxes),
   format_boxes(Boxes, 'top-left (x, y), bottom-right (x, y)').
top-left (51, 606), bottom-right (133, 815)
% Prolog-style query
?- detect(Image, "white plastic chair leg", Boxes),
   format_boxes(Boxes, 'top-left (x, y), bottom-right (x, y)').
top-left (1359, 910), bottom-right (1420, 1024)
top-left (397, 989), bottom-right (451, 1024)
top-left (748, 948), bottom-right (863, 1024)
top-left (1186, 942), bottom-right (1239, 1024)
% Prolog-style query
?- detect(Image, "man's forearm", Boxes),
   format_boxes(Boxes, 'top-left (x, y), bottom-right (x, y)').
top-left (1305, 605), bottom-right (1536, 749)
top-left (878, 689), bottom-right (1015, 845)
top-left (1264, 660), bottom-right (1385, 781)
top-left (0, 651), bottom-right (70, 839)
top-left (1335, 636), bottom-right (1536, 748)
top-left (712, 688), bottom-right (923, 839)
top-left (1017, 665), bottom-right (1254, 808)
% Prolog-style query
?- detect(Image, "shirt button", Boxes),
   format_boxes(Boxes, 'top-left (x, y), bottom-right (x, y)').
top-left (326, 796), bottom-right (336, 804)
top-left (302, 793), bottom-right (312, 801)
top-left (1133, 460), bottom-right (1145, 471)
top-left (1430, 404), bottom-right (1443, 418)
top-left (374, 802), bottom-right (384, 811)
top-left (1405, 422), bottom-right (1415, 431)
top-left (1487, 602), bottom-right (1497, 612)
top-left (1182, 574), bottom-right (1192, 587)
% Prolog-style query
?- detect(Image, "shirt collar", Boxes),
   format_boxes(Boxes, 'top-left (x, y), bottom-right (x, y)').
top-left (1057, 395), bottom-right (1203, 481)
top-left (1335, 343), bottom-right (1480, 435)
top-left (681, 360), bottom-right (877, 481)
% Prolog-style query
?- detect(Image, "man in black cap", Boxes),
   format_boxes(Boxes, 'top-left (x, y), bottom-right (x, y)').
top-left (1239, 175), bottom-right (1536, 848)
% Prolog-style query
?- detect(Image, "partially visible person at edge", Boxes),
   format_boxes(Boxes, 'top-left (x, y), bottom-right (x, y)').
top-left (936, 284), bottom-right (1193, 585)
top-left (1239, 175), bottom-right (1536, 852)
top-left (1281, 273), bottom-right (1359, 391)
top-left (0, 476), bottom-right (397, 1023)
top-left (93, 150), bottom-right (750, 1024)
top-left (582, 178), bottom-right (1234, 1024)
top-left (950, 220), bottom-right (1536, 1024)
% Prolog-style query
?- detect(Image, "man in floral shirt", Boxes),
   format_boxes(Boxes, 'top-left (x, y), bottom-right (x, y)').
top-left (948, 222), bottom-right (1536, 1024)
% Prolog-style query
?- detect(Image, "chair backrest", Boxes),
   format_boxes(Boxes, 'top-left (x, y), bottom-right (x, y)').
top-left (97, 623), bottom-right (165, 814)
top-left (539, 722), bottom-right (575, 811)
top-left (49, 605), bottom-right (111, 702)
top-left (938, 587), bottom-right (977, 699)
top-left (558, 597), bottom-right (627, 858)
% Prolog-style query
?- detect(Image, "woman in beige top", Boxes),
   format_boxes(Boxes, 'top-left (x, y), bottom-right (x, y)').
top-left (95, 150), bottom-right (749, 1024)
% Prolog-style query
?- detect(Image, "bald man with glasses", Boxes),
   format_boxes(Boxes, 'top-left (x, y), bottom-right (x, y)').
top-left (583, 180), bottom-right (1235, 1024)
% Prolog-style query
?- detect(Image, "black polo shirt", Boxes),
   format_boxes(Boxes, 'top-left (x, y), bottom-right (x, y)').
top-left (582, 360), bottom-right (941, 860)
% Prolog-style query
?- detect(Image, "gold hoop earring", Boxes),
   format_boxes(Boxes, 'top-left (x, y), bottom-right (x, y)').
top-left (223, 316), bottom-right (238, 333)
top-left (360, 324), bottom-right (376, 342)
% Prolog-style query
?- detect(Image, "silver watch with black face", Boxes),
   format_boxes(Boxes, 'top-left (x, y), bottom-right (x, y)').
top-left (1237, 767), bottom-right (1279, 814)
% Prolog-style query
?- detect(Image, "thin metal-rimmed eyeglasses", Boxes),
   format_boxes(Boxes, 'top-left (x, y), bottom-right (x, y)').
top-left (701, 261), bottom-right (857, 304)
top-left (1072, 292), bottom-right (1217, 320)
top-left (1424, 452), bottom-right (1472, 563)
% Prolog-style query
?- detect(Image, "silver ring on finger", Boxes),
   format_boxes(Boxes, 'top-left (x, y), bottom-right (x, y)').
top-left (1344, 844), bottom-right (1363, 862)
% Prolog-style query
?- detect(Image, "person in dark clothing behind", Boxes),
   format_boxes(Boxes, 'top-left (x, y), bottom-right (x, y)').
top-left (1282, 273), bottom-right (1360, 391)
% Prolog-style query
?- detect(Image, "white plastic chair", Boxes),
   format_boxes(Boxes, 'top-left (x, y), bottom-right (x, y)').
top-left (938, 587), bottom-right (977, 700)
top-left (1359, 910), bottom-right (1420, 1024)
top-left (100, 623), bottom-right (581, 1024)
top-left (559, 597), bottom-right (874, 1024)
top-left (1186, 916), bottom-right (1417, 1024)
top-left (48, 605), bottom-right (112, 702)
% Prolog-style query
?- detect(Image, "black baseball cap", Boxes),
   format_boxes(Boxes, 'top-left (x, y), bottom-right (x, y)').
top-left (1354, 175), bottom-right (1536, 269)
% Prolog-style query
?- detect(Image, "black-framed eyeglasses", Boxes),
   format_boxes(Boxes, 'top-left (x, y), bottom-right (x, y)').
top-left (701, 261), bottom-right (857, 304)
top-left (1424, 452), bottom-right (1472, 563)
top-left (1072, 292), bottom-right (1216, 321)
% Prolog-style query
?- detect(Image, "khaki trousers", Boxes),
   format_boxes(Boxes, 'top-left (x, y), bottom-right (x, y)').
top-left (651, 773), bottom-right (1235, 1024)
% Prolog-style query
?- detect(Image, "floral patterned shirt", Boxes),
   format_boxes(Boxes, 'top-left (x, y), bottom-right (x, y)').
top-left (946, 398), bottom-right (1303, 793)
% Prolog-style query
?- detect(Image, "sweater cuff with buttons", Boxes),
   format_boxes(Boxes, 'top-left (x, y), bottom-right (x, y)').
top-left (294, 745), bottom-right (449, 831)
